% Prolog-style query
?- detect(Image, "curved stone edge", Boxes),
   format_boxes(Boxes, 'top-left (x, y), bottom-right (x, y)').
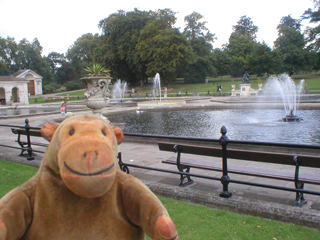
top-left (144, 180), bottom-right (320, 230)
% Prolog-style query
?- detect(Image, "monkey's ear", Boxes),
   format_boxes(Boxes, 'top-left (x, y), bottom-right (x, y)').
top-left (113, 127), bottom-right (124, 145)
top-left (41, 122), bottom-right (60, 142)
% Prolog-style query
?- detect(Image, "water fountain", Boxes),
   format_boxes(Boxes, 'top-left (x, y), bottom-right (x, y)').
top-left (137, 73), bottom-right (186, 108)
top-left (112, 80), bottom-right (127, 102)
top-left (264, 74), bottom-right (304, 122)
top-left (153, 73), bottom-right (161, 102)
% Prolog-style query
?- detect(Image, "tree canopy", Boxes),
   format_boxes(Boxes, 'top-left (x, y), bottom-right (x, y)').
top-left (232, 15), bottom-right (259, 39)
top-left (1, 6), bottom-right (320, 93)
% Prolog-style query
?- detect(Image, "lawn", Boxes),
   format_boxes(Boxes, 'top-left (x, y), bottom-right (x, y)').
top-left (0, 159), bottom-right (319, 239)
top-left (0, 159), bottom-right (38, 197)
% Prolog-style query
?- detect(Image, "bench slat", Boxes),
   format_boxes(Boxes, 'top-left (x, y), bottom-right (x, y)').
top-left (11, 128), bottom-right (42, 137)
top-left (158, 142), bottom-right (320, 168)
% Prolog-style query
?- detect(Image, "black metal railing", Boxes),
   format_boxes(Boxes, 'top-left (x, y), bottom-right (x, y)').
top-left (1, 119), bottom-right (320, 206)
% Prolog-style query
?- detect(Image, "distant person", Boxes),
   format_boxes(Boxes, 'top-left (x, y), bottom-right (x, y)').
top-left (61, 100), bottom-right (68, 113)
top-left (60, 100), bottom-right (68, 114)
top-left (60, 105), bottom-right (66, 115)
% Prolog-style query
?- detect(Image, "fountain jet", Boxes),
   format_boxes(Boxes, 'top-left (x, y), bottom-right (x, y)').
top-left (264, 74), bottom-right (304, 122)
top-left (153, 73), bottom-right (161, 102)
top-left (112, 80), bottom-right (127, 102)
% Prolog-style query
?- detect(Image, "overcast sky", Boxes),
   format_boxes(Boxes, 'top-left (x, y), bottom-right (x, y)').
top-left (0, 0), bottom-right (316, 56)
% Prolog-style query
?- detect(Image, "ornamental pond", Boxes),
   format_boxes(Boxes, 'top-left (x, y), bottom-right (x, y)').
top-left (107, 108), bottom-right (320, 145)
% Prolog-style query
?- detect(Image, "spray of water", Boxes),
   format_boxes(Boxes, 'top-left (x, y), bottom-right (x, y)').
top-left (153, 73), bottom-right (161, 102)
top-left (112, 79), bottom-right (127, 102)
top-left (264, 74), bottom-right (304, 117)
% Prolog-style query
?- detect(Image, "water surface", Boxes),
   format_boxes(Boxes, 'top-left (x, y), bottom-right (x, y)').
top-left (108, 108), bottom-right (320, 145)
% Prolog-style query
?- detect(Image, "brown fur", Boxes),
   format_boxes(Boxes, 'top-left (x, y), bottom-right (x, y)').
top-left (0, 115), bottom-right (178, 240)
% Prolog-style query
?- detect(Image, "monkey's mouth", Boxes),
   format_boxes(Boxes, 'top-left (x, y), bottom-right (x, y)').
top-left (64, 162), bottom-right (115, 176)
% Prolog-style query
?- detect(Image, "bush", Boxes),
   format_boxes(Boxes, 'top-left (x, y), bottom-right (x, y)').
top-left (43, 82), bottom-right (61, 94)
top-left (65, 80), bottom-right (84, 91)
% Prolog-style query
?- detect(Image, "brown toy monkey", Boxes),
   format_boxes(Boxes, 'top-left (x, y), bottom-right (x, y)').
top-left (0, 114), bottom-right (178, 240)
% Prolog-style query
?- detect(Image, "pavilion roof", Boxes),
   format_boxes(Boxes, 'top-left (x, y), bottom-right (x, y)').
top-left (0, 76), bottom-right (29, 82)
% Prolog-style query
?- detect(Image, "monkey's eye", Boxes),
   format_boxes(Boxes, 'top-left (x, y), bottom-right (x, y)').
top-left (102, 129), bottom-right (107, 136)
top-left (69, 129), bottom-right (75, 136)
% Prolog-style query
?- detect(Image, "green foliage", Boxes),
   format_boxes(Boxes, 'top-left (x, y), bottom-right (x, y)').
top-left (277, 15), bottom-right (301, 33)
top-left (301, 2), bottom-right (320, 52)
top-left (0, 60), bottom-right (8, 75)
top-left (55, 62), bottom-right (77, 85)
top-left (137, 19), bottom-right (195, 86)
top-left (64, 79), bottom-right (84, 91)
top-left (224, 33), bottom-right (256, 77)
top-left (212, 48), bottom-right (231, 78)
top-left (182, 12), bottom-right (216, 83)
top-left (246, 42), bottom-right (282, 76)
top-left (232, 15), bottom-right (259, 39)
top-left (183, 12), bottom-right (216, 42)
top-left (98, 9), bottom-right (153, 84)
top-left (274, 16), bottom-right (309, 75)
top-left (183, 58), bottom-right (216, 83)
top-left (43, 82), bottom-right (62, 94)
top-left (0, 36), bottom-right (18, 74)
top-left (84, 64), bottom-right (110, 76)
top-left (66, 33), bottom-right (102, 79)
top-left (47, 52), bottom-right (66, 73)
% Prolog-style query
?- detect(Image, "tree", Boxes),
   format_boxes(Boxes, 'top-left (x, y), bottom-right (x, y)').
top-left (137, 18), bottom-right (195, 86)
top-left (246, 42), bottom-right (282, 76)
top-left (225, 33), bottom-right (256, 77)
top-left (152, 8), bottom-right (177, 28)
top-left (0, 60), bottom-right (7, 75)
top-left (182, 12), bottom-right (216, 83)
top-left (301, 0), bottom-right (320, 51)
top-left (232, 15), bottom-right (258, 39)
top-left (98, 9), bottom-right (153, 85)
top-left (55, 61), bottom-right (77, 85)
top-left (225, 16), bottom-right (259, 77)
top-left (13, 38), bottom-right (54, 84)
top-left (183, 12), bottom-right (216, 42)
top-left (212, 48), bottom-right (231, 79)
top-left (67, 33), bottom-right (102, 79)
top-left (47, 52), bottom-right (66, 73)
top-left (0, 37), bottom-right (18, 74)
top-left (274, 15), bottom-right (308, 75)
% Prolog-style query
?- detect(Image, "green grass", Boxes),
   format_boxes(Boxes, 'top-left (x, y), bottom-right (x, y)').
top-left (57, 90), bottom-right (85, 96)
top-left (0, 159), bottom-right (319, 239)
top-left (0, 159), bottom-right (38, 198)
top-left (155, 196), bottom-right (320, 239)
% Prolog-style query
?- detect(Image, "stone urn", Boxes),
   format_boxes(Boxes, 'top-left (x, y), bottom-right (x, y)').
top-left (80, 76), bottom-right (111, 118)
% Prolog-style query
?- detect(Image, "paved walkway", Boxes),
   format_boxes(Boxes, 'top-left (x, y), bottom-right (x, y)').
top-left (0, 98), bottom-right (320, 229)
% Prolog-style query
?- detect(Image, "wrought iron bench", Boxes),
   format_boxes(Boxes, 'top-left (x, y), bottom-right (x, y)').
top-left (159, 142), bottom-right (320, 207)
top-left (11, 125), bottom-right (48, 158)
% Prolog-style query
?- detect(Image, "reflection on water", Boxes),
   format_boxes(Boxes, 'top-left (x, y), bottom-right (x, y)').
top-left (108, 109), bottom-right (320, 144)
top-left (0, 108), bottom-right (57, 116)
